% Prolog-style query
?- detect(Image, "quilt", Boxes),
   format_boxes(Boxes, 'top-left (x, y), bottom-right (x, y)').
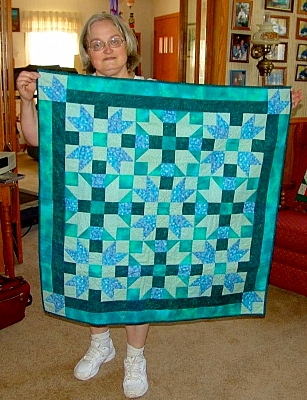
top-left (37, 70), bottom-right (291, 325)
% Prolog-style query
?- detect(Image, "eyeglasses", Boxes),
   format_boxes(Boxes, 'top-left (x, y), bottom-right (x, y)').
top-left (88, 37), bottom-right (125, 51)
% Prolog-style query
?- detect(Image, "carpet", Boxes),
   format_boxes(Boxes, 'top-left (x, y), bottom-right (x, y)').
top-left (37, 70), bottom-right (291, 325)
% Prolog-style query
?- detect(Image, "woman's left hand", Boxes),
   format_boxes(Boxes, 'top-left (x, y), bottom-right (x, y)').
top-left (291, 88), bottom-right (303, 109)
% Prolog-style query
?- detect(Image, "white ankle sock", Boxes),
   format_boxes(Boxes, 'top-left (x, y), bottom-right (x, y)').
top-left (91, 330), bottom-right (110, 347)
top-left (127, 343), bottom-right (144, 358)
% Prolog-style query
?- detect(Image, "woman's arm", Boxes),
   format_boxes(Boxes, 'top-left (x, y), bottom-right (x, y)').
top-left (16, 71), bottom-right (40, 147)
top-left (291, 88), bottom-right (303, 109)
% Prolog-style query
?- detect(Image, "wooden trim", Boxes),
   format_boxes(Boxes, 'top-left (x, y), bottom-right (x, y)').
top-left (205, 0), bottom-right (230, 84)
top-left (179, 0), bottom-right (188, 82)
top-left (194, 0), bottom-right (202, 84)
top-left (290, 117), bottom-right (307, 124)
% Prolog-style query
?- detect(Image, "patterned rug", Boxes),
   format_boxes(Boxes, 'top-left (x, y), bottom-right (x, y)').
top-left (37, 71), bottom-right (291, 325)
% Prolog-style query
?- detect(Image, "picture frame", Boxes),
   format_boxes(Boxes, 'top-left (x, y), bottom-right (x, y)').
top-left (295, 65), bottom-right (307, 81)
top-left (297, 44), bottom-right (307, 61)
top-left (269, 15), bottom-right (290, 38)
top-left (296, 18), bottom-right (307, 40)
top-left (11, 8), bottom-right (20, 32)
top-left (229, 33), bottom-right (250, 63)
top-left (264, 0), bottom-right (294, 12)
top-left (297, 0), bottom-right (307, 14)
top-left (262, 67), bottom-right (287, 86)
top-left (230, 70), bottom-right (246, 86)
top-left (232, 1), bottom-right (253, 30)
top-left (267, 42), bottom-right (288, 62)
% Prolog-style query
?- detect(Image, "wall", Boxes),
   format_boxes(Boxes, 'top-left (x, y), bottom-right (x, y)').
top-left (152, 0), bottom-right (180, 17)
top-left (226, 0), bottom-right (306, 118)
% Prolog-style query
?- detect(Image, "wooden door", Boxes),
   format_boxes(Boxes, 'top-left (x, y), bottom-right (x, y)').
top-left (0, 0), bottom-right (17, 151)
top-left (153, 13), bottom-right (180, 82)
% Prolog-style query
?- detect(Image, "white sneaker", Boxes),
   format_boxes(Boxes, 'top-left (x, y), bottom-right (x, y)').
top-left (73, 338), bottom-right (116, 381)
top-left (123, 355), bottom-right (148, 398)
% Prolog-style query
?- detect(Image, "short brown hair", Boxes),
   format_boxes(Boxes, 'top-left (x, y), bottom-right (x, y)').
top-left (79, 13), bottom-right (141, 74)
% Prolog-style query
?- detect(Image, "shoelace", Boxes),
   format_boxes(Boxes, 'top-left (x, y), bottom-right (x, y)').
top-left (83, 340), bottom-right (109, 362)
top-left (125, 356), bottom-right (144, 381)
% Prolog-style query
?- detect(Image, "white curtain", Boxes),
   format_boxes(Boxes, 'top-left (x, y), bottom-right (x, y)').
top-left (22, 11), bottom-right (81, 33)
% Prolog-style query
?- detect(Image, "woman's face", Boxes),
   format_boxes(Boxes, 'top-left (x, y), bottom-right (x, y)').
top-left (86, 20), bottom-right (129, 78)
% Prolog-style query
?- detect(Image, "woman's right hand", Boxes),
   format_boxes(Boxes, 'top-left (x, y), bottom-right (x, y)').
top-left (16, 71), bottom-right (41, 102)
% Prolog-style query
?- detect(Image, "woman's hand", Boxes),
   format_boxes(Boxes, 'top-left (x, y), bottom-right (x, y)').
top-left (291, 88), bottom-right (303, 109)
top-left (16, 71), bottom-right (41, 102)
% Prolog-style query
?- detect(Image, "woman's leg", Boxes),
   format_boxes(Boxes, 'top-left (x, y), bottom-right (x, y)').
top-left (74, 325), bottom-right (115, 381)
top-left (125, 324), bottom-right (149, 348)
top-left (90, 326), bottom-right (109, 334)
top-left (123, 324), bottom-right (149, 398)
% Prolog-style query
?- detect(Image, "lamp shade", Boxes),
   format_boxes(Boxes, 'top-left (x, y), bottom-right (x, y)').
top-left (252, 22), bottom-right (280, 46)
top-left (126, 0), bottom-right (135, 7)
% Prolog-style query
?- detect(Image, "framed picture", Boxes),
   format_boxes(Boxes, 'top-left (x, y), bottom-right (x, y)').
top-left (232, 1), bottom-right (253, 30)
top-left (264, 0), bottom-right (294, 12)
top-left (270, 15), bottom-right (290, 38)
top-left (11, 8), bottom-right (20, 32)
top-left (297, 0), bottom-right (307, 14)
top-left (262, 67), bottom-right (287, 86)
top-left (230, 70), bottom-right (246, 86)
top-left (230, 33), bottom-right (250, 63)
top-left (267, 42), bottom-right (288, 62)
top-left (297, 44), bottom-right (307, 60)
top-left (295, 65), bottom-right (307, 81)
top-left (296, 18), bottom-right (307, 40)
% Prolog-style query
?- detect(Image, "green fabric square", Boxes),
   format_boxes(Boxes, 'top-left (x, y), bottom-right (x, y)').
top-left (179, 241), bottom-right (192, 252)
top-left (117, 228), bottom-right (130, 240)
top-left (187, 163), bottom-right (200, 176)
top-left (93, 132), bottom-right (107, 146)
top-left (90, 240), bottom-right (102, 253)
top-left (214, 263), bottom-right (226, 274)
top-left (157, 202), bottom-right (170, 215)
top-left (134, 162), bottom-right (148, 175)
top-left (226, 139), bottom-right (239, 151)
top-left (65, 172), bottom-right (78, 186)
top-left (78, 200), bottom-right (91, 213)
top-left (220, 203), bottom-right (232, 215)
top-left (119, 175), bottom-right (134, 188)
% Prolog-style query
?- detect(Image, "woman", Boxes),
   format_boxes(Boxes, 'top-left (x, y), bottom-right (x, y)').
top-left (17, 13), bottom-right (150, 399)
top-left (16, 12), bottom-right (303, 400)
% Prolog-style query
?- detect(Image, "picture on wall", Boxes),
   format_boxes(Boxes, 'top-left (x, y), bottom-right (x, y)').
top-left (297, 0), bottom-right (307, 14)
top-left (270, 15), bottom-right (290, 38)
top-left (296, 18), bottom-right (307, 40)
top-left (264, 0), bottom-right (294, 12)
top-left (262, 67), bottom-right (287, 86)
top-left (11, 8), bottom-right (20, 32)
top-left (232, 1), bottom-right (253, 30)
top-left (267, 42), bottom-right (288, 62)
top-left (296, 65), bottom-right (307, 81)
top-left (230, 70), bottom-right (246, 86)
top-left (230, 33), bottom-right (250, 62)
top-left (297, 44), bottom-right (307, 60)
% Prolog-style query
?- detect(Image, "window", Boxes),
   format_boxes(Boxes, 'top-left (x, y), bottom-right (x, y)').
top-left (26, 31), bottom-right (78, 68)
top-left (22, 11), bottom-right (81, 67)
